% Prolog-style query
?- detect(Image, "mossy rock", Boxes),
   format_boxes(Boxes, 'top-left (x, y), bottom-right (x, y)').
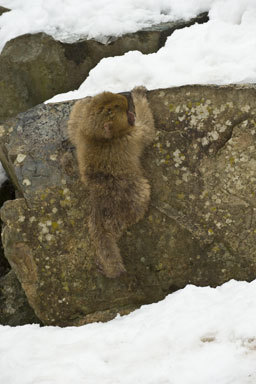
top-left (1, 85), bottom-right (256, 326)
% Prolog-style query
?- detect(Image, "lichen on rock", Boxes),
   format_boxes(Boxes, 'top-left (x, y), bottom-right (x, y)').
top-left (1, 85), bottom-right (256, 326)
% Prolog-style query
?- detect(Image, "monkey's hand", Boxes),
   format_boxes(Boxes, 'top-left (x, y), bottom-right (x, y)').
top-left (131, 85), bottom-right (147, 100)
top-left (131, 86), bottom-right (155, 146)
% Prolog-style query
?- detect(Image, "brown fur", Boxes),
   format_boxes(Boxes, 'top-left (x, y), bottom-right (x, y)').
top-left (68, 86), bottom-right (155, 278)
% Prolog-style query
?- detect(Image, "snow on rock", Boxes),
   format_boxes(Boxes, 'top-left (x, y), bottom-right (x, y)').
top-left (47, 0), bottom-right (256, 102)
top-left (0, 0), bottom-right (212, 53)
top-left (0, 280), bottom-right (256, 384)
top-left (1, 0), bottom-right (256, 102)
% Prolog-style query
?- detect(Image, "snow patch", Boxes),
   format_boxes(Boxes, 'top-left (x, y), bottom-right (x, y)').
top-left (0, 0), bottom-right (212, 52)
top-left (0, 280), bottom-right (256, 383)
top-left (45, 0), bottom-right (256, 102)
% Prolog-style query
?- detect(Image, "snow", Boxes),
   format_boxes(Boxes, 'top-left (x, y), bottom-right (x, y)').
top-left (1, 280), bottom-right (256, 384)
top-left (1, 1), bottom-right (256, 101)
top-left (0, 0), bottom-right (212, 52)
top-left (46, 0), bottom-right (256, 102)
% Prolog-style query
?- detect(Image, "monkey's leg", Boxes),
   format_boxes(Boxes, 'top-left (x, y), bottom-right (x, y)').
top-left (121, 176), bottom-right (151, 227)
top-left (88, 215), bottom-right (126, 279)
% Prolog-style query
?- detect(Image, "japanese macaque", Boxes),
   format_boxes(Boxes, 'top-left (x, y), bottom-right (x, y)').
top-left (68, 86), bottom-right (155, 278)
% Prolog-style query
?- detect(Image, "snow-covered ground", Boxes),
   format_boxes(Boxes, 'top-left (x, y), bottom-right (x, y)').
top-left (1, 280), bottom-right (256, 384)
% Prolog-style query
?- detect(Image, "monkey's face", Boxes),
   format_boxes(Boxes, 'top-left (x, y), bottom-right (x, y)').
top-left (88, 92), bottom-right (135, 141)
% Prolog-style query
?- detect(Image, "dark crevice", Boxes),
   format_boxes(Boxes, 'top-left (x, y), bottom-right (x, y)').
top-left (0, 179), bottom-right (15, 278)
top-left (63, 12), bottom-right (209, 68)
top-left (63, 40), bottom-right (90, 65)
top-left (158, 12), bottom-right (209, 49)
top-left (212, 113), bottom-right (250, 156)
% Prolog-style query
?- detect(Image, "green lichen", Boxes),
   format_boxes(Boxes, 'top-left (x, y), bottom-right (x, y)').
top-left (51, 222), bottom-right (59, 230)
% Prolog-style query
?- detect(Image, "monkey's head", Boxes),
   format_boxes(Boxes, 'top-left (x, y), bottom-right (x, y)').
top-left (87, 92), bottom-right (135, 141)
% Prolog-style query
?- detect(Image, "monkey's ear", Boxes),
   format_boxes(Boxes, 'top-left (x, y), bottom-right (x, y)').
top-left (103, 122), bottom-right (113, 139)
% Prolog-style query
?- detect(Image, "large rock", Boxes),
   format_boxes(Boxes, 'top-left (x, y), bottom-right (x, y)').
top-left (1, 85), bottom-right (256, 326)
top-left (0, 13), bottom-right (208, 121)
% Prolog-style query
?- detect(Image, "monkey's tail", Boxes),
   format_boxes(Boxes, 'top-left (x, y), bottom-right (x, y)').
top-left (88, 218), bottom-right (126, 278)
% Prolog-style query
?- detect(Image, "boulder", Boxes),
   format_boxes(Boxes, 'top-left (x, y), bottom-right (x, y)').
top-left (1, 85), bottom-right (256, 326)
top-left (0, 13), bottom-right (208, 121)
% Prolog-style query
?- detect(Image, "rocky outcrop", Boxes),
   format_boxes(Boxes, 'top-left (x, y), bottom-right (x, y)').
top-left (0, 13), bottom-right (208, 121)
top-left (1, 85), bottom-right (256, 326)
top-left (0, 270), bottom-right (40, 325)
top-left (0, 178), bottom-right (35, 326)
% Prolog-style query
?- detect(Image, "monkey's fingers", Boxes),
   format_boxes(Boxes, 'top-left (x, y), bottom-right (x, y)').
top-left (131, 85), bottom-right (147, 98)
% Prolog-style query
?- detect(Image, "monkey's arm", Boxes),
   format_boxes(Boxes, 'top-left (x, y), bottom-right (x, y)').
top-left (75, 138), bottom-right (88, 184)
top-left (68, 98), bottom-right (91, 184)
top-left (68, 122), bottom-right (87, 184)
top-left (68, 98), bottom-right (90, 145)
top-left (131, 86), bottom-right (155, 146)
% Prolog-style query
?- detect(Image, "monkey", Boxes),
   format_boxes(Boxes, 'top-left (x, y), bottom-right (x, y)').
top-left (68, 86), bottom-right (155, 278)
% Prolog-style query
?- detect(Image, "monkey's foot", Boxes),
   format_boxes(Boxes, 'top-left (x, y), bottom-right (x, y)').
top-left (60, 151), bottom-right (76, 176)
top-left (96, 257), bottom-right (126, 279)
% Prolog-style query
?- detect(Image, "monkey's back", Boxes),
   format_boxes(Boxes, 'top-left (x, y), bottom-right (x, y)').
top-left (85, 137), bottom-right (150, 235)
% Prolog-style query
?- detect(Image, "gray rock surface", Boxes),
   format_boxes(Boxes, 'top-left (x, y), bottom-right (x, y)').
top-left (0, 13), bottom-right (208, 121)
top-left (1, 85), bottom-right (256, 326)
